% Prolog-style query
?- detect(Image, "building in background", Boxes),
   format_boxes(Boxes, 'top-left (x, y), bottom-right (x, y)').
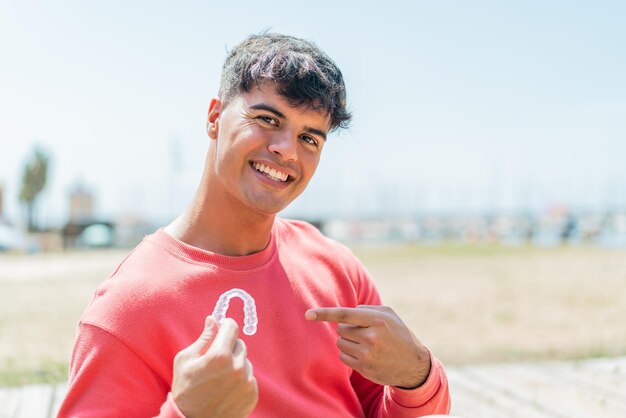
top-left (68, 185), bottom-right (94, 224)
top-left (63, 184), bottom-right (114, 248)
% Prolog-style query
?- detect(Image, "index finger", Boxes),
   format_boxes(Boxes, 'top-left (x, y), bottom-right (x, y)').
top-left (207, 318), bottom-right (239, 355)
top-left (305, 307), bottom-right (377, 326)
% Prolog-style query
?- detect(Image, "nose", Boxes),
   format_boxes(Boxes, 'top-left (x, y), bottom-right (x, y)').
top-left (267, 130), bottom-right (298, 161)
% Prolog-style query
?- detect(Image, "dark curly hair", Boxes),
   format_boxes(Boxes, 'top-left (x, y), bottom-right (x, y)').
top-left (218, 33), bottom-right (351, 132)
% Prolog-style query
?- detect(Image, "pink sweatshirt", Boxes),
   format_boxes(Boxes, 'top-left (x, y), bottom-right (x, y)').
top-left (59, 218), bottom-right (450, 417)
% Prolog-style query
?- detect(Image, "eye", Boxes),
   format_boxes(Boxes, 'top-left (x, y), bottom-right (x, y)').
top-left (259, 115), bottom-right (278, 126)
top-left (300, 135), bottom-right (318, 147)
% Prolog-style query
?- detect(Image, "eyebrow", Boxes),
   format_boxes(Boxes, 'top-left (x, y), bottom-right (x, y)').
top-left (249, 103), bottom-right (328, 141)
top-left (304, 126), bottom-right (327, 141)
top-left (250, 103), bottom-right (285, 119)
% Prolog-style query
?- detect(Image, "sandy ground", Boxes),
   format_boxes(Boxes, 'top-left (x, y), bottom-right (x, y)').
top-left (1, 244), bottom-right (625, 384)
top-left (0, 250), bottom-right (127, 385)
top-left (354, 245), bottom-right (626, 366)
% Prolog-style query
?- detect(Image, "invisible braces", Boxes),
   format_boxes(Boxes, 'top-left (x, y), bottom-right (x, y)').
top-left (211, 288), bottom-right (258, 335)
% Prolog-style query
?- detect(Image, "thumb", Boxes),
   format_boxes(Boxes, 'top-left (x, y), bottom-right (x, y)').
top-left (188, 315), bottom-right (219, 356)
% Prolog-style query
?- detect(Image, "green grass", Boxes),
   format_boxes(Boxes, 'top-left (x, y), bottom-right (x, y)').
top-left (0, 359), bottom-right (68, 386)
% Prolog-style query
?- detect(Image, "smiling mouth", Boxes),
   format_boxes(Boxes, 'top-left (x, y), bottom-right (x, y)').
top-left (251, 162), bottom-right (293, 182)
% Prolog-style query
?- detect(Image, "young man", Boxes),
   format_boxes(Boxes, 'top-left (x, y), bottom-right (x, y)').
top-left (59, 33), bottom-right (450, 417)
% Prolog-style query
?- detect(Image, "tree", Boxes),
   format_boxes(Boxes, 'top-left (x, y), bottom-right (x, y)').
top-left (19, 147), bottom-right (50, 231)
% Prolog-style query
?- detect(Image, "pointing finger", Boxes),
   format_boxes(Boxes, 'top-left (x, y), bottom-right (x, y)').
top-left (305, 307), bottom-right (377, 327)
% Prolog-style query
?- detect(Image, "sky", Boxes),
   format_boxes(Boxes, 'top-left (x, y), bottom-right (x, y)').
top-left (1, 0), bottom-right (625, 227)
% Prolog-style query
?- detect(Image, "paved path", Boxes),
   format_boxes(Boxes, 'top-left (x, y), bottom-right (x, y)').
top-left (1, 357), bottom-right (625, 417)
top-left (448, 356), bottom-right (626, 418)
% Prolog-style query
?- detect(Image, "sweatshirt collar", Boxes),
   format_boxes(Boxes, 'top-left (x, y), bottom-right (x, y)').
top-left (149, 225), bottom-right (278, 271)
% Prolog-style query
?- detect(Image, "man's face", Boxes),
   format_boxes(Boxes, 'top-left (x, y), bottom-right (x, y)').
top-left (207, 83), bottom-right (330, 215)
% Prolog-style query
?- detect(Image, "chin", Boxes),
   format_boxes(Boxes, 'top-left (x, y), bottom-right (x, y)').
top-left (250, 201), bottom-right (291, 216)
top-left (242, 191), bottom-right (301, 216)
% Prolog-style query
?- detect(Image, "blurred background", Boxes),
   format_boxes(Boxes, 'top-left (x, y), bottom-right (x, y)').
top-left (2, 0), bottom-right (626, 249)
top-left (1, 0), bottom-right (625, 389)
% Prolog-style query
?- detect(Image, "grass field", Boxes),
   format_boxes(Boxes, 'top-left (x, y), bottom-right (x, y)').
top-left (1, 244), bottom-right (625, 386)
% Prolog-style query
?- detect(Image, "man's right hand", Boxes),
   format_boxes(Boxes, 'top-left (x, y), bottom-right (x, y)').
top-left (172, 316), bottom-right (258, 418)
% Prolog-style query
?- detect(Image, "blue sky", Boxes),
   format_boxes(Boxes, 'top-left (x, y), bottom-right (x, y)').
top-left (1, 0), bottom-right (625, 226)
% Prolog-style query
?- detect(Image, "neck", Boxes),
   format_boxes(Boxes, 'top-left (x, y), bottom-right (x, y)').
top-left (165, 171), bottom-right (276, 257)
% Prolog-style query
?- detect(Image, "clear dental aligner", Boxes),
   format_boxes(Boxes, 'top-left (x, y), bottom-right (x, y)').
top-left (211, 288), bottom-right (258, 335)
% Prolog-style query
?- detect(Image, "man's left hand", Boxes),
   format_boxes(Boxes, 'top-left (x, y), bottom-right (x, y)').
top-left (305, 305), bottom-right (431, 388)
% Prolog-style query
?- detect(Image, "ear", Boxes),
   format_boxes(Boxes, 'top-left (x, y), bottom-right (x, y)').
top-left (206, 97), bottom-right (222, 140)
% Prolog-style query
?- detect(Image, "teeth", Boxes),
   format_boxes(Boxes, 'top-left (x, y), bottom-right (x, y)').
top-left (252, 162), bottom-right (289, 182)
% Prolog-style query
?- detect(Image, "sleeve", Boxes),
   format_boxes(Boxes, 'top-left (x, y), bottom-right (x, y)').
top-left (351, 351), bottom-right (451, 417)
top-left (349, 255), bottom-right (451, 417)
top-left (57, 323), bottom-right (186, 418)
